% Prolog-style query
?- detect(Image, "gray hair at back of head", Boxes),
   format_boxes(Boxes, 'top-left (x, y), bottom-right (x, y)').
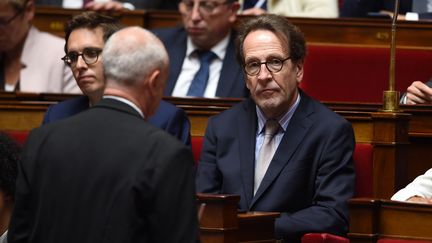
top-left (103, 26), bottom-right (168, 86)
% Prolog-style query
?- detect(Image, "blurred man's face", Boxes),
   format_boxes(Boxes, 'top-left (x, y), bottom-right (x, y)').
top-left (178, 0), bottom-right (239, 50)
top-left (0, 0), bottom-right (33, 52)
top-left (66, 27), bottom-right (105, 100)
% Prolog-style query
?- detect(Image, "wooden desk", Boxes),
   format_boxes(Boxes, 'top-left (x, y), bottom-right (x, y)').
top-left (349, 198), bottom-right (432, 243)
top-left (2, 93), bottom-right (432, 198)
top-left (197, 193), bottom-right (279, 243)
top-left (34, 7), bottom-right (432, 48)
top-left (33, 7), bottom-right (146, 37)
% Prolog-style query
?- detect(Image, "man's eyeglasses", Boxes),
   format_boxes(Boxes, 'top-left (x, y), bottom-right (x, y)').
top-left (244, 57), bottom-right (292, 76)
top-left (61, 48), bottom-right (103, 67)
top-left (179, 0), bottom-right (230, 15)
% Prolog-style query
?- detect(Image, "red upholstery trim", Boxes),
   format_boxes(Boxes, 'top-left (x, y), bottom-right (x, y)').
top-left (191, 136), bottom-right (204, 163)
top-left (302, 233), bottom-right (349, 243)
top-left (301, 45), bottom-right (432, 102)
top-left (3, 130), bottom-right (29, 145)
top-left (353, 143), bottom-right (373, 197)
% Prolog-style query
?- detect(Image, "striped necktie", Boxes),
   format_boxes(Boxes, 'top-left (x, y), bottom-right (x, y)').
top-left (254, 119), bottom-right (279, 195)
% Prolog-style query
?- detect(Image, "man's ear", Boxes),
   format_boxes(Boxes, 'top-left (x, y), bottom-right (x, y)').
top-left (296, 63), bottom-right (304, 84)
top-left (24, 0), bottom-right (36, 22)
top-left (147, 69), bottom-right (161, 89)
top-left (229, 2), bottom-right (241, 22)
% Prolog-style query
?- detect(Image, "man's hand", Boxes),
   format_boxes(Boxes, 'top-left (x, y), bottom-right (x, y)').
top-left (406, 195), bottom-right (432, 204)
top-left (240, 7), bottom-right (267, 16)
top-left (405, 81), bottom-right (432, 105)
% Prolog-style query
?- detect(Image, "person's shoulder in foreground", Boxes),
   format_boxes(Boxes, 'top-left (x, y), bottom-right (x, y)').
top-left (8, 26), bottom-right (197, 243)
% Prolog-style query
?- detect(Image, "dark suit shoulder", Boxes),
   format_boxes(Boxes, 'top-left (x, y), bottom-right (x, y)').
top-left (152, 26), bottom-right (185, 42)
top-left (148, 100), bottom-right (187, 129)
top-left (43, 96), bottom-right (89, 124)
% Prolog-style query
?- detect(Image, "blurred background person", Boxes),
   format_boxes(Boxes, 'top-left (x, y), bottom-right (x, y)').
top-left (0, 132), bottom-right (20, 243)
top-left (153, 0), bottom-right (248, 98)
top-left (400, 79), bottom-right (432, 104)
top-left (239, 0), bottom-right (339, 18)
top-left (341, 0), bottom-right (432, 20)
top-left (0, 0), bottom-right (79, 93)
top-left (392, 168), bottom-right (432, 204)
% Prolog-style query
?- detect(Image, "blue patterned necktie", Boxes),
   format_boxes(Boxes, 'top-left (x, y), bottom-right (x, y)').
top-left (187, 50), bottom-right (217, 97)
top-left (243, 0), bottom-right (267, 10)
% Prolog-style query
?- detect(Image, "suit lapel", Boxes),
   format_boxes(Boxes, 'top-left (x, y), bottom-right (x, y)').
top-left (250, 92), bottom-right (315, 208)
top-left (164, 28), bottom-right (187, 96)
top-left (215, 32), bottom-right (244, 97)
top-left (238, 99), bottom-right (258, 207)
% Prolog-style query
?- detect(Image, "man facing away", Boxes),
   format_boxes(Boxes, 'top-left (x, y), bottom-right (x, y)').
top-left (196, 14), bottom-right (356, 242)
top-left (153, 0), bottom-right (249, 98)
top-left (42, 12), bottom-right (191, 146)
top-left (8, 26), bottom-right (198, 243)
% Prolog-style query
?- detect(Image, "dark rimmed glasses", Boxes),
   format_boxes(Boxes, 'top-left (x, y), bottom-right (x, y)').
top-left (244, 57), bottom-right (291, 76)
top-left (179, 0), bottom-right (230, 15)
top-left (61, 48), bottom-right (103, 67)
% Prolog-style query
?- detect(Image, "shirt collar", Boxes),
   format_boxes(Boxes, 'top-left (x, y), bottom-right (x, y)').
top-left (20, 26), bottom-right (36, 70)
top-left (256, 92), bottom-right (301, 135)
top-left (186, 31), bottom-right (231, 60)
top-left (102, 95), bottom-right (145, 118)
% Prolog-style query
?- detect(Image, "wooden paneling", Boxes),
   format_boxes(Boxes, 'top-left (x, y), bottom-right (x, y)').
top-left (349, 198), bottom-right (432, 243)
top-left (34, 8), bottom-right (432, 48)
top-left (33, 7), bottom-right (146, 37)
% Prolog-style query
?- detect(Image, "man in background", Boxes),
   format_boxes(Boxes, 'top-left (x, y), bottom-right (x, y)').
top-left (42, 11), bottom-right (191, 146)
top-left (153, 0), bottom-right (248, 98)
top-left (0, 0), bottom-right (78, 93)
top-left (0, 133), bottom-right (20, 243)
top-left (8, 26), bottom-right (198, 243)
top-left (392, 168), bottom-right (432, 203)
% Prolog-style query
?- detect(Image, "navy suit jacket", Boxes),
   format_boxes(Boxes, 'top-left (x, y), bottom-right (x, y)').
top-left (152, 27), bottom-right (249, 98)
top-left (9, 98), bottom-right (197, 243)
top-left (42, 96), bottom-right (191, 146)
top-left (196, 90), bottom-right (356, 242)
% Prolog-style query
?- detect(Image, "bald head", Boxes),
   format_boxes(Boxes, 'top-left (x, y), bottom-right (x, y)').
top-left (103, 26), bottom-right (169, 87)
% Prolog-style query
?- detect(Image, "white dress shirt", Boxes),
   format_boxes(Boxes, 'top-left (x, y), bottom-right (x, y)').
top-left (171, 34), bottom-right (230, 98)
top-left (392, 168), bottom-right (432, 201)
top-left (0, 230), bottom-right (7, 243)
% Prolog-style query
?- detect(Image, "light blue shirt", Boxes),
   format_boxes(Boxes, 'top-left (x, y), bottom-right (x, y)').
top-left (254, 93), bottom-right (301, 161)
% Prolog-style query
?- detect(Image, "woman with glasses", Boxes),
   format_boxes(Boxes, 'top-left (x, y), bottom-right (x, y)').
top-left (0, 0), bottom-right (79, 93)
